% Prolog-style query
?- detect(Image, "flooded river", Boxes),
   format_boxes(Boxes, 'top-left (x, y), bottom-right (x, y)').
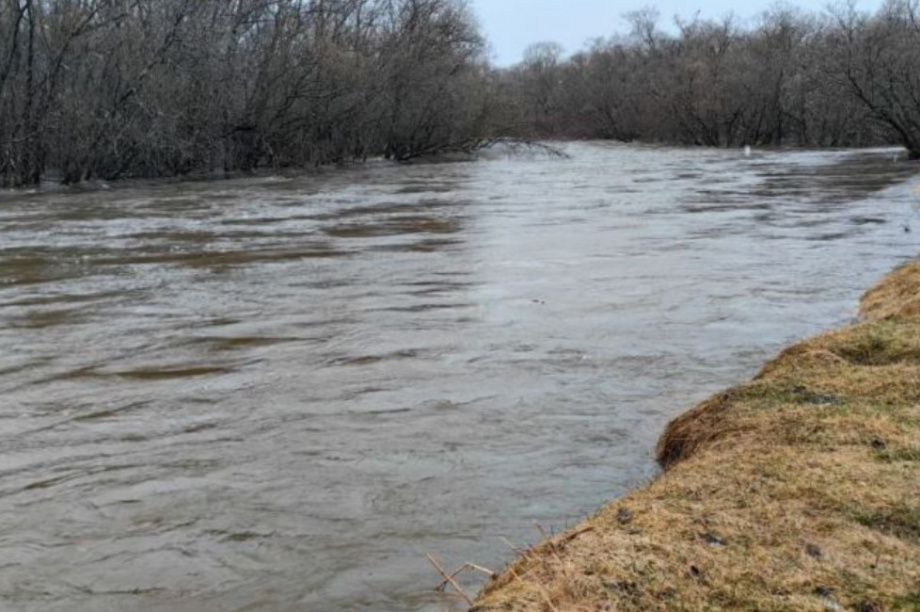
top-left (1, 144), bottom-right (917, 611)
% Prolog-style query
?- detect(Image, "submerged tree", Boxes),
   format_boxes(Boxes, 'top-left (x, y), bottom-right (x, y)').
top-left (0, 0), bottom-right (495, 187)
top-left (2, 0), bottom-right (920, 187)
top-left (496, 2), bottom-right (915, 154)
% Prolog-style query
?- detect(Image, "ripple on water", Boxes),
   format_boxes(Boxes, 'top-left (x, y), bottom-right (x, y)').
top-left (0, 144), bottom-right (917, 612)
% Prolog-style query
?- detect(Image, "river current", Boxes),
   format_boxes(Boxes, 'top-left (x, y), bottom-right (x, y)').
top-left (0, 143), bottom-right (917, 611)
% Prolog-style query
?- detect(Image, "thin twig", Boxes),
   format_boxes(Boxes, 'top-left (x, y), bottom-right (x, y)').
top-left (466, 563), bottom-right (498, 579)
top-left (535, 523), bottom-right (567, 577)
top-left (501, 536), bottom-right (529, 557)
top-left (561, 526), bottom-right (596, 544)
top-left (435, 563), bottom-right (498, 591)
top-left (427, 554), bottom-right (474, 606)
top-left (434, 564), bottom-right (469, 592)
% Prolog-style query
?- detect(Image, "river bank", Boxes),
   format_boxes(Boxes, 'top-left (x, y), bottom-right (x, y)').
top-left (474, 257), bottom-right (920, 611)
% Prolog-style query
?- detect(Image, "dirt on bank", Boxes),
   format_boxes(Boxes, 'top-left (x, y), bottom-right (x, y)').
top-left (474, 258), bottom-right (920, 612)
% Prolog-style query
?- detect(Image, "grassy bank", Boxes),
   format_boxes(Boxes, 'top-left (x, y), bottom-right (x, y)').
top-left (474, 258), bottom-right (920, 611)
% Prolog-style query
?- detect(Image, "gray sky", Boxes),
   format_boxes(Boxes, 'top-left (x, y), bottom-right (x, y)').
top-left (472, 0), bottom-right (886, 66)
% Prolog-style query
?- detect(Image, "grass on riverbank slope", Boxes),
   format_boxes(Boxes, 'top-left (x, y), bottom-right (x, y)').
top-left (474, 258), bottom-right (920, 612)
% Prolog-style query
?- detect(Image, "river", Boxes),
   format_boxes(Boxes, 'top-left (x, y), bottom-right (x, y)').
top-left (0, 143), bottom-right (917, 611)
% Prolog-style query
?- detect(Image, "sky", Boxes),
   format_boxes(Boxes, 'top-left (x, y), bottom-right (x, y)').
top-left (472, 0), bottom-right (886, 66)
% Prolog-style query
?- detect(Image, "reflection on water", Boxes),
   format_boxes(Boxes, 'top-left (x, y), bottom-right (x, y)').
top-left (0, 144), bottom-right (917, 611)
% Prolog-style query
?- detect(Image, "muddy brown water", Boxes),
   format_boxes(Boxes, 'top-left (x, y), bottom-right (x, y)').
top-left (1, 144), bottom-right (918, 612)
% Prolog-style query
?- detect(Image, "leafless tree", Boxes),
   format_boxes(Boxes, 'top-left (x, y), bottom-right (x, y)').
top-left (0, 0), bottom-right (493, 187)
top-left (495, 2), bottom-right (913, 155)
top-left (3, 0), bottom-right (920, 188)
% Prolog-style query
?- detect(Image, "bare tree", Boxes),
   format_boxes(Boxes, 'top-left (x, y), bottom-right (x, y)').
top-left (830, 0), bottom-right (920, 157)
top-left (494, 2), bottom-right (913, 154)
top-left (0, 0), bottom-right (492, 187)
top-left (2, 0), bottom-right (919, 187)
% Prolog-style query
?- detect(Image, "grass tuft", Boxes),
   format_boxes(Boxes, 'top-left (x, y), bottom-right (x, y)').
top-left (853, 503), bottom-right (920, 543)
top-left (894, 590), bottom-right (920, 611)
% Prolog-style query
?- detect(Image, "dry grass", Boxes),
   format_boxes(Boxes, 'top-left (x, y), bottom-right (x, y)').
top-left (474, 257), bottom-right (920, 612)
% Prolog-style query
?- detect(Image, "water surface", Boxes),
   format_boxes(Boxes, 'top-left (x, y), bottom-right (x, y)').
top-left (1, 144), bottom-right (917, 611)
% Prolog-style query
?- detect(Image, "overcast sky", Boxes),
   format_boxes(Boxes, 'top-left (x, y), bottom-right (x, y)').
top-left (472, 0), bottom-right (886, 66)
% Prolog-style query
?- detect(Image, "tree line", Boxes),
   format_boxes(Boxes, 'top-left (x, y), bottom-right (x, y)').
top-left (0, 0), bottom-right (495, 187)
top-left (2, 0), bottom-right (920, 188)
top-left (503, 1), bottom-right (920, 158)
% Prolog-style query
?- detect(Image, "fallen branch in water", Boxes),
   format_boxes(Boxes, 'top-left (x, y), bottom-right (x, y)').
top-left (477, 138), bottom-right (571, 159)
top-left (427, 527), bottom-right (597, 607)
top-left (427, 553), bottom-right (491, 606)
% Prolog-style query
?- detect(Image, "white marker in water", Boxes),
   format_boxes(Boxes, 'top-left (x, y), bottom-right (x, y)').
top-left (744, 146), bottom-right (752, 158)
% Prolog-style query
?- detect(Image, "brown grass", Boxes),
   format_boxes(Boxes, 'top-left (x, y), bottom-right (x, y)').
top-left (473, 256), bottom-right (920, 612)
